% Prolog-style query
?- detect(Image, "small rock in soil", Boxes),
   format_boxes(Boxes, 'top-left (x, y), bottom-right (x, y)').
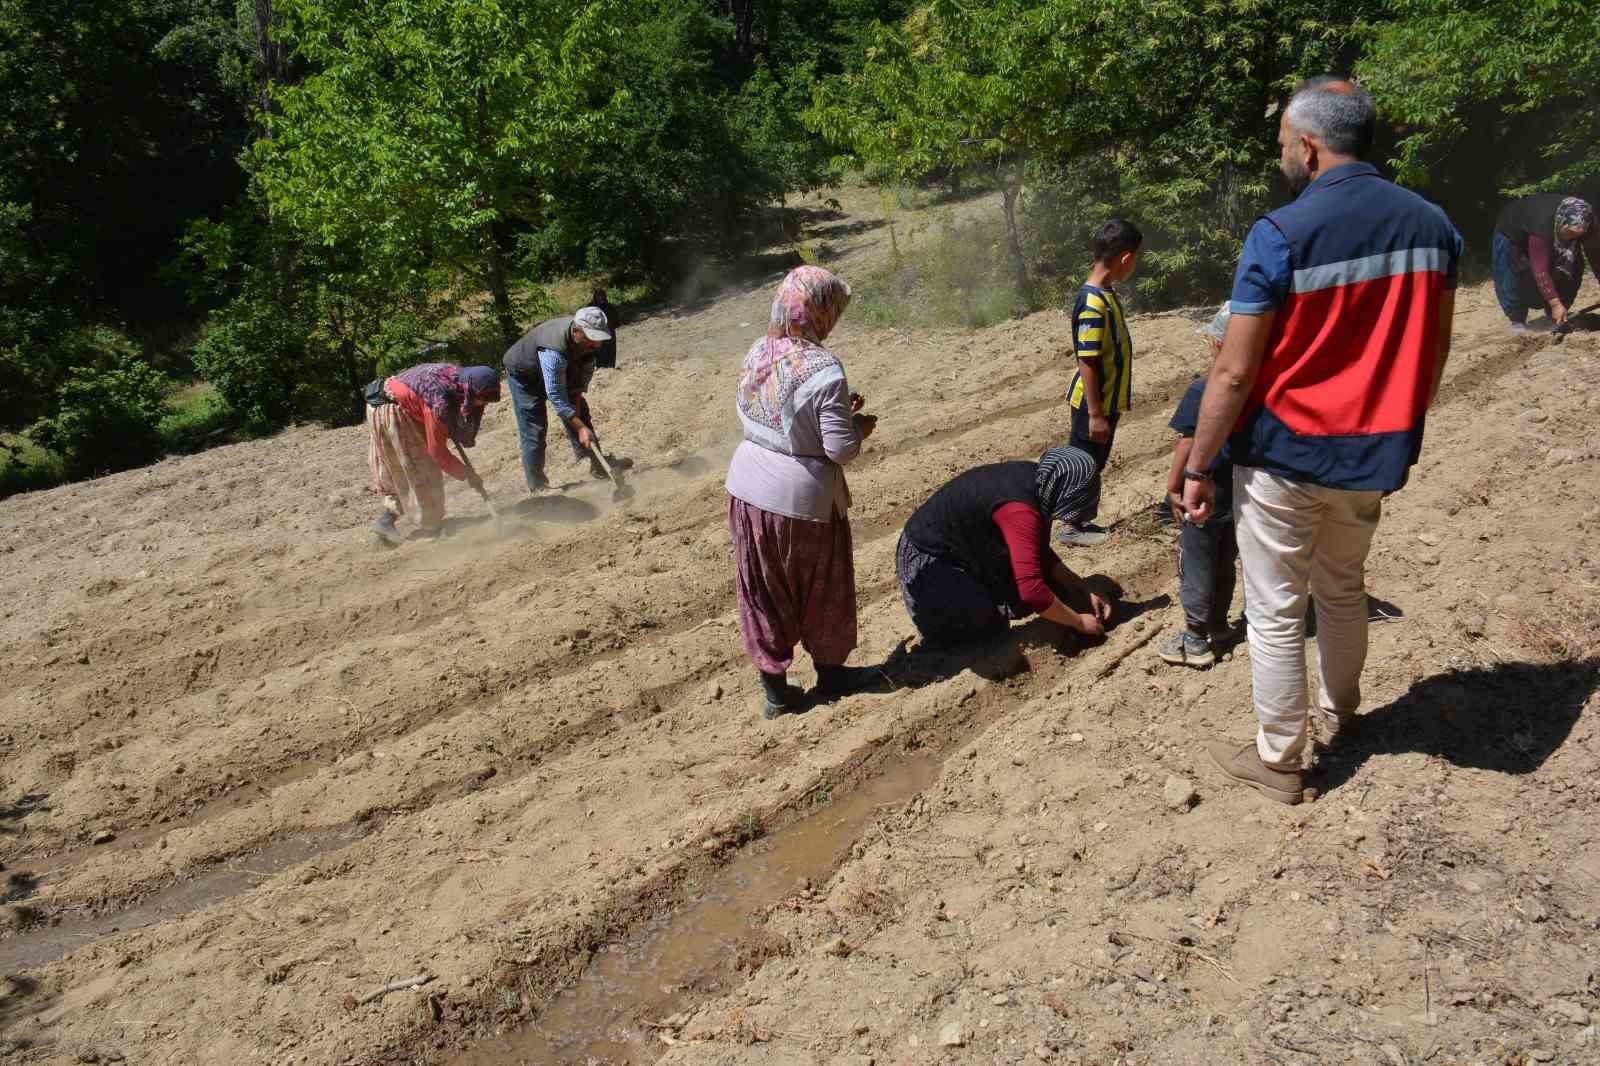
top-left (989, 992), bottom-right (1011, 1006)
top-left (937, 1021), bottom-right (967, 1048)
top-left (1518, 897), bottom-right (1551, 923)
top-left (1521, 408), bottom-right (1549, 423)
top-left (1163, 775), bottom-right (1199, 810)
top-left (705, 681), bottom-right (724, 702)
top-left (1527, 1049), bottom-right (1555, 1063)
top-left (92, 830), bottom-right (115, 845)
top-left (822, 936), bottom-right (852, 958)
top-left (1548, 999), bottom-right (1592, 1025)
top-left (1105, 981), bottom-right (1126, 997)
top-left (1378, 1042), bottom-right (1405, 1066)
top-left (1034, 1045), bottom-right (1053, 1061)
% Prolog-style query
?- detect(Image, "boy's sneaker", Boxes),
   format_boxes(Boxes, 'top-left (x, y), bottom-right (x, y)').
top-left (1207, 740), bottom-right (1304, 805)
top-left (1056, 522), bottom-right (1110, 547)
top-left (1158, 630), bottom-right (1215, 668)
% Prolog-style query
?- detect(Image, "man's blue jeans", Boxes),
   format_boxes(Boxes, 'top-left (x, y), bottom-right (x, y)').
top-left (505, 370), bottom-right (587, 491)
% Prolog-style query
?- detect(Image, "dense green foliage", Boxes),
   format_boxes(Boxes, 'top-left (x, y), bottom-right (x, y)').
top-left (0, 0), bottom-right (1595, 493)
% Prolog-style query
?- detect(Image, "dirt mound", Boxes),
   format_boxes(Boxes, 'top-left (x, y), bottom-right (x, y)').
top-left (2, 192), bottom-right (1598, 1066)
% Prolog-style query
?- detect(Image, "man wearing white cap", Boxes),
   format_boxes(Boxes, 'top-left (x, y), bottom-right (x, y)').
top-left (502, 306), bottom-right (622, 491)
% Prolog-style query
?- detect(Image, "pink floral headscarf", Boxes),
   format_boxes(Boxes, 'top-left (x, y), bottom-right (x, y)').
top-left (736, 266), bottom-right (852, 432)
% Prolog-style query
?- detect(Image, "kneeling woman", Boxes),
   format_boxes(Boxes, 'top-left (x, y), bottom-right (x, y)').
top-left (897, 447), bottom-right (1113, 644)
top-left (1492, 194), bottom-right (1598, 332)
top-left (367, 362), bottom-right (501, 544)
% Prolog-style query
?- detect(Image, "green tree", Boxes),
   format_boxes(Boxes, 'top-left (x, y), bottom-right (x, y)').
top-left (256, 0), bottom-right (635, 347)
top-left (1361, 1), bottom-right (1600, 194)
top-left (29, 345), bottom-right (170, 477)
top-left (808, 0), bottom-right (1135, 297)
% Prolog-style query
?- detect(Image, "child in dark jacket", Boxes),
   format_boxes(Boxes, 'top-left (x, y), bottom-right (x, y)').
top-left (1159, 306), bottom-right (1239, 668)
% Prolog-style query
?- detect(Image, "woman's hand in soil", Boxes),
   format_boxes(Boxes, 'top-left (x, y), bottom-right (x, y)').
top-left (1088, 591), bottom-right (1114, 625)
top-left (850, 391), bottom-right (866, 412)
top-left (1073, 611), bottom-right (1106, 638)
top-left (1552, 299), bottom-right (1570, 325)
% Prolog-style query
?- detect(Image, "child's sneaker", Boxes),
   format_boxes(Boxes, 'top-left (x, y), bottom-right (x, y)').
top-left (1056, 522), bottom-right (1110, 547)
top-left (1158, 630), bottom-right (1215, 668)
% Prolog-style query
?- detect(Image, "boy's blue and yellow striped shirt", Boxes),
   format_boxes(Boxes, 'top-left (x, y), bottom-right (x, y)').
top-left (1067, 283), bottom-right (1133, 415)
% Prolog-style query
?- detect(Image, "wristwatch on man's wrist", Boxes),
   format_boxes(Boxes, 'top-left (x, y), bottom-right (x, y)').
top-left (1182, 468), bottom-right (1213, 483)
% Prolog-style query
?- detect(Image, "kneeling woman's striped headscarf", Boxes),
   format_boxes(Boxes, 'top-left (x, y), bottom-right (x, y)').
top-left (1035, 446), bottom-right (1101, 527)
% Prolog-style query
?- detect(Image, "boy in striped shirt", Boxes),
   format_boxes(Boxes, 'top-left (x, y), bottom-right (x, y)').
top-left (1059, 218), bottom-right (1143, 546)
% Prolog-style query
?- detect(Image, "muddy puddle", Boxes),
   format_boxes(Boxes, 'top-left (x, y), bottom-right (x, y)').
top-left (0, 824), bottom-right (368, 972)
top-left (452, 755), bottom-right (939, 1066)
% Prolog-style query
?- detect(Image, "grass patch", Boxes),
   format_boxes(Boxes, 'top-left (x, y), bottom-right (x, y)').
top-left (0, 433), bottom-right (66, 498)
top-left (158, 382), bottom-right (237, 454)
top-left (855, 210), bottom-right (1022, 330)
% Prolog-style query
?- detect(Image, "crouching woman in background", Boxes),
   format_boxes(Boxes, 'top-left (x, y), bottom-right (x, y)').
top-left (897, 447), bottom-right (1114, 645)
top-left (366, 363), bottom-right (501, 545)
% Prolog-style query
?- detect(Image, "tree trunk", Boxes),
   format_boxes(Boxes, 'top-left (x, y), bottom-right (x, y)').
top-left (251, 0), bottom-right (291, 125)
top-left (998, 158), bottom-right (1029, 303)
top-left (342, 337), bottom-right (366, 426)
top-left (726, 0), bottom-right (759, 65)
top-left (484, 221), bottom-right (519, 350)
top-left (474, 83), bottom-right (520, 350)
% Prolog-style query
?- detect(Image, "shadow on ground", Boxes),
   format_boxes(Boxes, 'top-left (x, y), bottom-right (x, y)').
top-left (1314, 657), bottom-right (1598, 795)
top-left (0, 792), bottom-right (50, 838)
top-left (872, 582), bottom-right (1169, 692)
top-left (0, 973), bottom-right (58, 1043)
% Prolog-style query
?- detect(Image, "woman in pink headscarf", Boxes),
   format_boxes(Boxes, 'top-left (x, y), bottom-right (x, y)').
top-left (726, 266), bottom-right (880, 719)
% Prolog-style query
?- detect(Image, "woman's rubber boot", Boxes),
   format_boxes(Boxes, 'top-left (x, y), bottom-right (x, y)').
top-left (760, 671), bottom-right (804, 720)
top-left (814, 663), bottom-right (879, 703)
top-left (371, 511), bottom-right (404, 547)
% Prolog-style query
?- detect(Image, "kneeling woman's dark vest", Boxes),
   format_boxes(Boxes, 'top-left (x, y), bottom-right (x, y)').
top-left (903, 461), bottom-right (1046, 615)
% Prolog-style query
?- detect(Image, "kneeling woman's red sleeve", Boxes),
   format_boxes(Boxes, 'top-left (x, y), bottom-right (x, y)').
top-left (993, 502), bottom-right (1055, 614)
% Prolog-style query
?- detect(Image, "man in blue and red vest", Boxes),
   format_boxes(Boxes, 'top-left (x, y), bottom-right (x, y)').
top-left (1182, 77), bottom-right (1462, 805)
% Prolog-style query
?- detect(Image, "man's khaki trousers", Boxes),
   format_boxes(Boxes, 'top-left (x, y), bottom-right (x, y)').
top-left (1233, 466), bottom-right (1384, 766)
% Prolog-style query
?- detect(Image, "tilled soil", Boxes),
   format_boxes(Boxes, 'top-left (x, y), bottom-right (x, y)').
top-left (2, 191), bottom-right (1598, 1066)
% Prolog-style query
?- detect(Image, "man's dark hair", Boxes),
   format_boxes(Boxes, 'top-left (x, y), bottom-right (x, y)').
top-left (1092, 218), bottom-right (1143, 263)
top-left (1286, 76), bottom-right (1377, 159)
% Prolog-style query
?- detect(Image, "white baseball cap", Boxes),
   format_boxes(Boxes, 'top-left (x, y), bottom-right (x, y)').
top-left (574, 306), bottom-right (613, 341)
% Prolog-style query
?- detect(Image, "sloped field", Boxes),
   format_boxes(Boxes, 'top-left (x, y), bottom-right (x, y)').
top-left (3, 195), bottom-right (1598, 1066)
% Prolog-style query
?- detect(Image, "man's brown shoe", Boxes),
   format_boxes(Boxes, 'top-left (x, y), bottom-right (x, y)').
top-left (1207, 740), bottom-right (1304, 805)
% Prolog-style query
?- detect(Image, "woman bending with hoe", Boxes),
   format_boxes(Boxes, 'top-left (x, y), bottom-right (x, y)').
top-left (366, 362), bottom-right (501, 545)
top-left (1492, 194), bottom-right (1599, 334)
top-left (727, 266), bottom-right (880, 719)
top-left (897, 446), bottom-right (1114, 645)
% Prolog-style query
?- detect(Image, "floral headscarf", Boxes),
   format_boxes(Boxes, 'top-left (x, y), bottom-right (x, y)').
top-left (1551, 197), bottom-right (1595, 280)
top-left (394, 363), bottom-right (500, 447)
top-left (736, 266), bottom-right (852, 432)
